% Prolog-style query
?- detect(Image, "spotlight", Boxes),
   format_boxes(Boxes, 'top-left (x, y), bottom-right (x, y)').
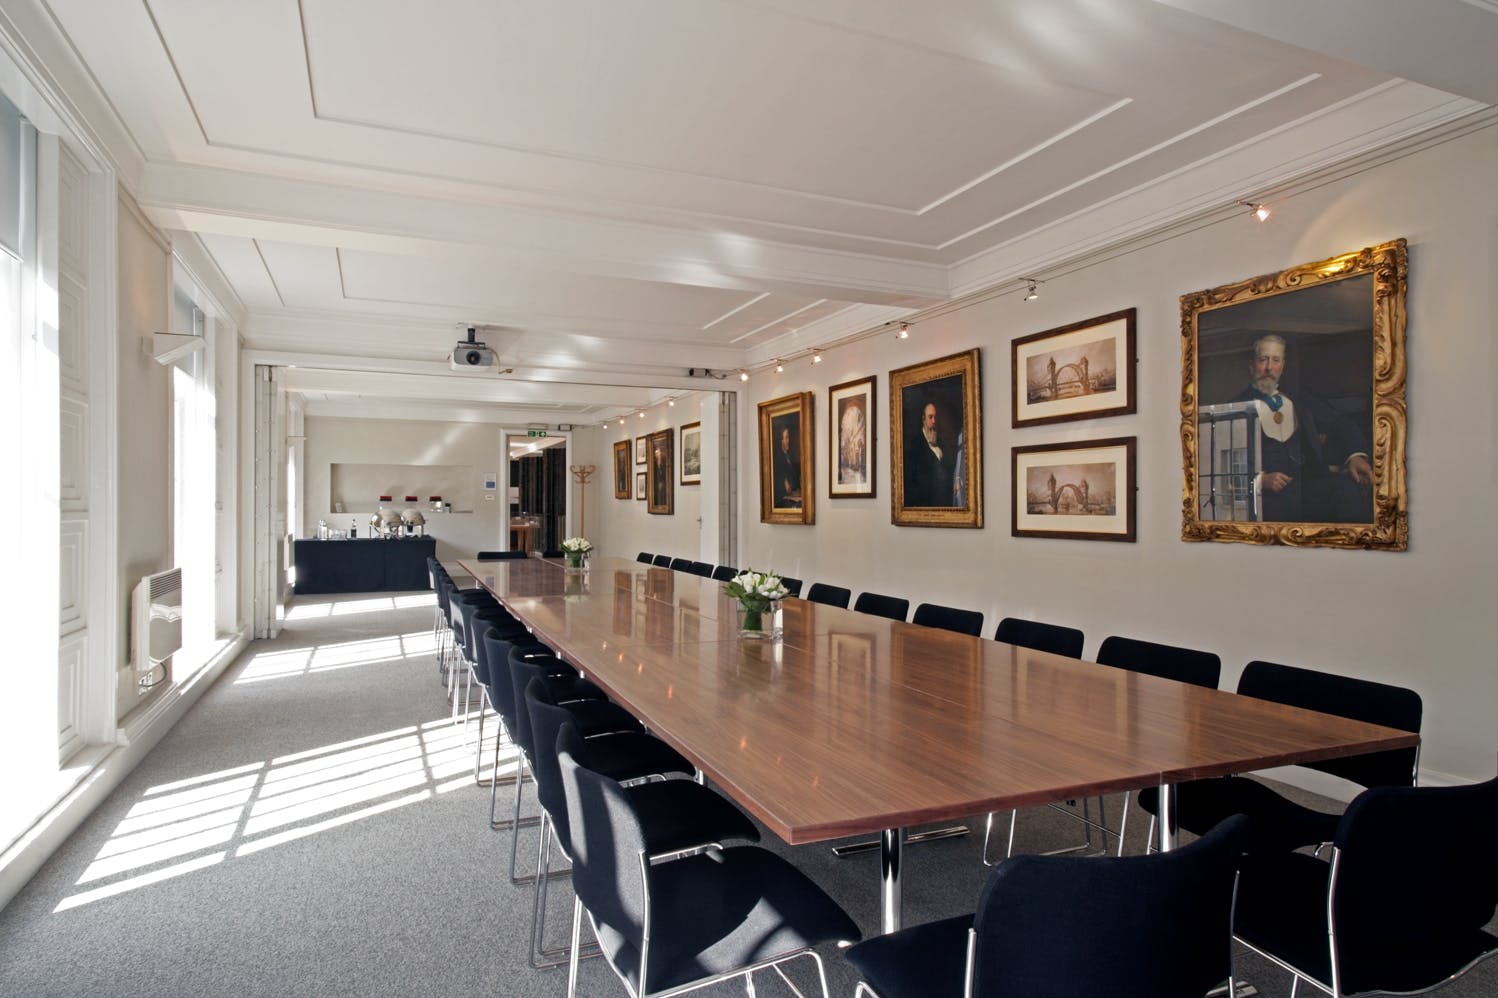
top-left (739, 370), bottom-right (749, 382)
top-left (667, 398), bottom-right (675, 407)
top-left (637, 410), bottom-right (644, 419)
top-left (775, 359), bottom-right (784, 373)
top-left (1239, 200), bottom-right (1271, 222)
top-left (811, 350), bottom-right (822, 364)
top-left (1021, 278), bottom-right (1042, 301)
top-left (897, 322), bottom-right (910, 340)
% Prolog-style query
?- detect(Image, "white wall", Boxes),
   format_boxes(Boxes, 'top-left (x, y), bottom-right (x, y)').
top-left (737, 124), bottom-right (1498, 785)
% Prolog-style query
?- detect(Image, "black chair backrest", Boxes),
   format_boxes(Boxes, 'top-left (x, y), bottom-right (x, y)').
top-left (686, 561), bottom-right (713, 578)
top-left (1237, 660), bottom-right (1422, 788)
top-left (779, 576), bottom-right (803, 597)
top-left (508, 651), bottom-right (571, 761)
top-left (711, 565), bottom-right (737, 582)
top-left (524, 678), bottom-right (582, 846)
top-left (652, 554), bottom-right (672, 567)
top-left (637, 552), bottom-right (654, 564)
top-left (994, 617), bottom-right (1084, 658)
top-left (804, 583), bottom-right (851, 609)
top-left (972, 815), bottom-right (1247, 997)
top-left (854, 592), bottom-right (909, 621)
top-left (913, 602), bottom-right (984, 636)
top-left (481, 630), bottom-right (556, 735)
top-left (1096, 636), bottom-right (1221, 689)
top-left (669, 557), bottom-right (694, 572)
top-left (477, 550), bottom-right (526, 560)
top-left (1327, 776), bottom-right (1498, 995)
top-left (558, 730), bottom-right (651, 958)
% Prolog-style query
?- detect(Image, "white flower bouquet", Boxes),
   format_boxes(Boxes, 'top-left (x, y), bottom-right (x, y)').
top-left (560, 536), bottom-right (593, 568)
top-left (722, 569), bottom-right (790, 636)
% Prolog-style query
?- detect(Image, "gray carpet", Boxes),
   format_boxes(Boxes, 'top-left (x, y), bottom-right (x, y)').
top-left (0, 592), bottom-right (1492, 997)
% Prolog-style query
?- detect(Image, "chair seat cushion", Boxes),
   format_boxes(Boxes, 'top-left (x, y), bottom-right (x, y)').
top-left (844, 913), bottom-right (973, 998)
top-left (594, 847), bottom-right (861, 995)
top-left (626, 780), bottom-right (760, 856)
top-left (1139, 776), bottom-right (1340, 853)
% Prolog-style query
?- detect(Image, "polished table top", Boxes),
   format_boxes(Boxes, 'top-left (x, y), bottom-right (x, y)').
top-left (459, 556), bottom-right (1419, 846)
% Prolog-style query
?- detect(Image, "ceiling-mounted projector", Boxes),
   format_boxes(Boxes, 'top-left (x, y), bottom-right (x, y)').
top-left (451, 326), bottom-right (496, 371)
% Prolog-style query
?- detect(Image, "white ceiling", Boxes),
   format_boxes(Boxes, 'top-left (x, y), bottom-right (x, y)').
top-left (22, 0), bottom-right (1496, 424)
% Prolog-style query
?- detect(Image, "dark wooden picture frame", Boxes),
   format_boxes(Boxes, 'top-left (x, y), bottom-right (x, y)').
top-left (635, 435), bottom-right (648, 465)
top-left (1012, 308), bottom-right (1136, 427)
top-left (758, 392), bottom-right (815, 525)
top-left (1181, 238), bottom-right (1407, 550)
top-left (828, 375), bottom-right (875, 499)
top-left (680, 421), bottom-right (702, 485)
top-left (1012, 436), bottom-right (1136, 542)
top-left (612, 440), bottom-right (631, 499)
top-left (646, 428), bottom-right (674, 514)
top-left (889, 349), bottom-right (982, 528)
top-left (635, 470), bottom-right (647, 501)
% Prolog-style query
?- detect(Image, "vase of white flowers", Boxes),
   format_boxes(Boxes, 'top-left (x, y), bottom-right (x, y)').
top-left (560, 536), bottom-right (593, 571)
top-left (723, 569), bottom-right (789, 639)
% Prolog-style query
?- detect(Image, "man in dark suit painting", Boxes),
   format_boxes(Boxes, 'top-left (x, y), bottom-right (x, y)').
top-left (773, 424), bottom-right (801, 508)
top-left (1234, 334), bottom-right (1372, 522)
top-left (904, 401), bottom-right (957, 507)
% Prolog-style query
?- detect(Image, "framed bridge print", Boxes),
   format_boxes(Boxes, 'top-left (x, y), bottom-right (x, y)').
top-left (1012, 436), bottom-right (1135, 542)
top-left (1012, 308), bottom-right (1136, 428)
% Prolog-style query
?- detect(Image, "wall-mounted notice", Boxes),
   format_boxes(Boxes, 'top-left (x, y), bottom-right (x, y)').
top-left (482, 472), bottom-right (498, 491)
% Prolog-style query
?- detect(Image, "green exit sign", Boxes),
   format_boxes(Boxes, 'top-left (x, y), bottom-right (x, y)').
top-left (526, 429), bottom-right (548, 438)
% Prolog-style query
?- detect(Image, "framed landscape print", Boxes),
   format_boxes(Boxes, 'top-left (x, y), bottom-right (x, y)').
top-left (889, 349), bottom-right (982, 528)
top-left (635, 471), bottom-right (646, 500)
top-left (1180, 238), bottom-right (1407, 550)
top-left (828, 375), bottom-right (875, 498)
top-left (758, 392), bottom-right (815, 525)
top-left (635, 435), bottom-right (647, 465)
top-left (680, 421), bottom-right (702, 485)
top-left (646, 428), bottom-right (674, 514)
top-left (1012, 308), bottom-right (1136, 427)
top-left (1012, 436), bottom-right (1136, 542)
top-left (612, 440), bottom-right (631, 498)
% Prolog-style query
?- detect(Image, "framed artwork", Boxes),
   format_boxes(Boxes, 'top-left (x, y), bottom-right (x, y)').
top-left (646, 428), bottom-right (674, 515)
top-left (1012, 436), bottom-right (1136, 542)
top-left (612, 440), bottom-right (631, 499)
top-left (1012, 308), bottom-right (1136, 427)
top-left (889, 348), bottom-right (982, 528)
top-left (679, 421), bottom-right (702, 485)
top-left (758, 392), bottom-right (815, 524)
top-left (635, 435), bottom-right (647, 465)
top-left (635, 471), bottom-right (646, 500)
top-left (1181, 238), bottom-right (1407, 550)
top-left (828, 375), bottom-right (875, 499)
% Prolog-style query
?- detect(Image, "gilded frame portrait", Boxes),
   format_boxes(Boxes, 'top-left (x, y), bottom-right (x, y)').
top-left (889, 348), bottom-right (983, 528)
top-left (646, 428), bottom-right (674, 515)
top-left (828, 375), bottom-right (876, 499)
top-left (1181, 238), bottom-right (1407, 550)
top-left (679, 421), bottom-right (702, 486)
top-left (1012, 436), bottom-right (1136, 542)
top-left (1012, 308), bottom-right (1136, 427)
top-left (758, 392), bottom-right (815, 525)
top-left (612, 440), bottom-right (631, 499)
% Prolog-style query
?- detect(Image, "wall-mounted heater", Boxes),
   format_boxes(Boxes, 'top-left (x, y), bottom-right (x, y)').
top-left (133, 567), bottom-right (184, 690)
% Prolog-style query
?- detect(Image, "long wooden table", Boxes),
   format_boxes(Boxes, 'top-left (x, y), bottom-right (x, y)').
top-left (461, 555), bottom-right (1418, 933)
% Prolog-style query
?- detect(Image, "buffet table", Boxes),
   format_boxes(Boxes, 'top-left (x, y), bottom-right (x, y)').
top-left (292, 537), bottom-right (436, 594)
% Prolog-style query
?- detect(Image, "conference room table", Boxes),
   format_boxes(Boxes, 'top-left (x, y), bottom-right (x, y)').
top-left (459, 555), bottom-right (1418, 934)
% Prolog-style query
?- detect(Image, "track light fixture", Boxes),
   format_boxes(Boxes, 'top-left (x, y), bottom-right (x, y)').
top-left (667, 398), bottom-right (675, 407)
top-left (739, 369), bottom-right (749, 382)
top-left (775, 359), bottom-right (784, 373)
top-left (897, 322), bottom-right (910, 340)
top-left (811, 350), bottom-right (822, 364)
top-left (1021, 278), bottom-right (1042, 301)
top-left (637, 410), bottom-right (645, 419)
top-left (1239, 200), bottom-right (1271, 222)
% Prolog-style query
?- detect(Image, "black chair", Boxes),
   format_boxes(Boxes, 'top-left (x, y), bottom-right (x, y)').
top-left (540, 548), bottom-right (564, 559)
top-left (710, 564), bottom-right (737, 582)
top-left (685, 561), bottom-right (713, 578)
top-left (668, 557), bottom-right (694, 572)
top-left (912, 602), bottom-right (984, 636)
top-left (845, 815), bottom-right (1248, 998)
top-left (520, 686), bottom-right (759, 968)
top-left (779, 576), bottom-right (803, 597)
top-left (992, 617), bottom-right (1084, 658)
top-left (558, 741), bottom-right (861, 998)
top-left (804, 583), bottom-right (850, 609)
top-left (480, 631), bottom-right (575, 830)
top-left (652, 554), bottom-right (672, 567)
top-left (854, 591), bottom-right (909, 621)
top-left (477, 549), bottom-right (526, 560)
top-left (1138, 660), bottom-right (1422, 855)
top-left (1234, 776), bottom-right (1498, 998)
top-left (636, 552), bottom-right (654, 564)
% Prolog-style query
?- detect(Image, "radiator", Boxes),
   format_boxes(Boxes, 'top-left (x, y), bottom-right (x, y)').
top-left (133, 567), bottom-right (183, 689)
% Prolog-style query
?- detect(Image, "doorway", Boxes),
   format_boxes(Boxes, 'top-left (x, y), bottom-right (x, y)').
top-left (506, 433), bottom-right (568, 554)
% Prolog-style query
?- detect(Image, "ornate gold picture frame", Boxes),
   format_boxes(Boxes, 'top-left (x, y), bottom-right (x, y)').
top-left (646, 428), bottom-right (674, 515)
top-left (1180, 238), bottom-right (1407, 549)
top-left (612, 440), bottom-right (631, 499)
top-left (758, 392), bottom-right (815, 525)
top-left (890, 349), bottom-right (983, 528)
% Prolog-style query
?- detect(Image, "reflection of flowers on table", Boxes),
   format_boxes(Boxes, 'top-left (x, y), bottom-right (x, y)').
top-left (722, 570), bottom-right (789, 638)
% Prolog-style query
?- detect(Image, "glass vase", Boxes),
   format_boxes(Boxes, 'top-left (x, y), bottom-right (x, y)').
top-left (565, 551), bottom-right (586, 572)
top-left (739, 600), bottom-right (783, 640)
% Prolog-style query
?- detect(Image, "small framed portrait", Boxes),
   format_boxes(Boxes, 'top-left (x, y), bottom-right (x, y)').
top-left (1181, 238), bottom-right (1407, 549)
top-left (680, 421), bottom-right (702, 485)
top-left (1012, 436), bottom-right (1136, 542)
top-left (890, 348), bottom-right (982, 528)
top-left (646, 428), bottom-right (674, 515)
top-left (612, 440), bottom-right (631, 499)
top-left (635, 470), bottom-right (647, 500)
top-left (635, 435), bottom-right (647, 465)
top-left (758, 392), bottom-right (815, 525)
top-left (828, 375), bottom-right (875, 499)
top-left (1012, 308), bottom-right (1136, 427)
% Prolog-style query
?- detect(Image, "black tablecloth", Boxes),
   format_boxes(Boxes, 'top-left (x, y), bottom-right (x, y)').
top-left (293, 537), bottom-right (436, 594)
